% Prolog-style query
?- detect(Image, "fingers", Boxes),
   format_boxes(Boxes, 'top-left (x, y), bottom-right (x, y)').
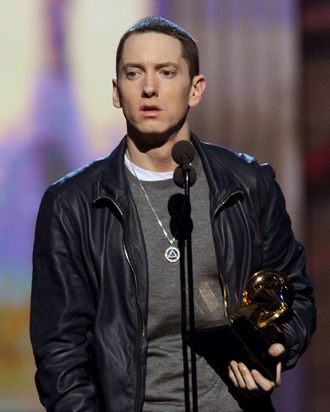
top-left (275, 361), bottom-right (282, 386)
top-left (229, 361), bottom-right (258, 391)
top-left (250, 369), bottom-right (276, 392)
top-left (268, 343), bottom-right (284, 386)
top-left (228, 362), bottom-right (239, 387)
top-left (228, 344), bottom-right (285, 393)
top-left (228, 360), bottom-right (282, 393)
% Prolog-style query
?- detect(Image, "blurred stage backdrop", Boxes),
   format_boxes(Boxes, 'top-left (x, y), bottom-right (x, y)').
top-left (0, 1), bottom-right (329, 411)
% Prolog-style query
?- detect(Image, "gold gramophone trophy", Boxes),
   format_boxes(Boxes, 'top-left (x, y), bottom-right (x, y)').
top-left (189, 270), bottom-right (294, 381)
top-left (229, 270), bottom-right (294, 380)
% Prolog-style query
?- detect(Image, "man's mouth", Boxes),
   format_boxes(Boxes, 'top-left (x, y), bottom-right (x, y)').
top-left (140, 105), bottom-right (161, 112)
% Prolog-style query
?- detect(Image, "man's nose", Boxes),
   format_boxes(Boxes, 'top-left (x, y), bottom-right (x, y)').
top-left (141, 74), bottom-right (158, 98)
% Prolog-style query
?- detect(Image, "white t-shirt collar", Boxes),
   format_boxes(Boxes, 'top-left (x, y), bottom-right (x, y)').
top-left (124, 153), bottom-right (174, 182)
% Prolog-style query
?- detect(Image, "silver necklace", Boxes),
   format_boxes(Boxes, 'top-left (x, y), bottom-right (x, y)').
top-left (127, 152), bottom-right (180, 263)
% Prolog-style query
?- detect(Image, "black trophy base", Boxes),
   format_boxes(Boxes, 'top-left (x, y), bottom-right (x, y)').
top-left (230, 317), bottom-right (278, 380)
top-left (189, 319), bottom-right (279, 382)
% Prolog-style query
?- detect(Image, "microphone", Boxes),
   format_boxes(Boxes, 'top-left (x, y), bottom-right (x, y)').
top-left (172, 141), bottom-right (197, 188)
top-left (172, 140), bottom-right (195, 165)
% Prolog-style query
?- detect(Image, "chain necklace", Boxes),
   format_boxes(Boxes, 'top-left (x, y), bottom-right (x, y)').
top-left (127, 152), bottom-right (180, 263)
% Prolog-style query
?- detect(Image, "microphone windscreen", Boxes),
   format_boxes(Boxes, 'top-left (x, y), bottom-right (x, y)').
top-left (172, 140), bottom-right (195, 165)
top-left (173, 166), bottom-right (197, 188)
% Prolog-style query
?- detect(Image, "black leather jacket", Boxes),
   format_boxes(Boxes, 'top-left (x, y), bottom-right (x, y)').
top-left (30, 134), bottom-right (316, 411)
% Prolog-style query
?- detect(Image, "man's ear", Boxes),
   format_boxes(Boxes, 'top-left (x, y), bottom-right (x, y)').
top-left (188, 74), bottom-right (206, 108)
top-left (112, 78), bottom-right (122, 108)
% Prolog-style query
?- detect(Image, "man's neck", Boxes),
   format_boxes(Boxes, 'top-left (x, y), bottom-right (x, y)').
top-left (126, 128), bottom-right (190, 172)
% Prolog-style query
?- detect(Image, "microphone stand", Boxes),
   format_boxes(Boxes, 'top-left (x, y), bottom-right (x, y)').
top-left (175, 154), bottom-right (198, 412)
top-left (184, 165), bottom-right (198, 412)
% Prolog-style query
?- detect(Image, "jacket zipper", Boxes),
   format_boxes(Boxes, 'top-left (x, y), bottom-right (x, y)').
top-left (123, 243), bottom-right (144, 412)
top-left (93, 196), bottom-right (144, 412)
top-left (212, 190), bottom-right (244, 319)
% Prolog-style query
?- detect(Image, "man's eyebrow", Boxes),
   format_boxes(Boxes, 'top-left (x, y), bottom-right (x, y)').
top-left (121, 63), bottom-right (144, 71)
top-left (155, 62), bottom-right (179, 69)
top-left (121, 62), bottom-right (179, 71)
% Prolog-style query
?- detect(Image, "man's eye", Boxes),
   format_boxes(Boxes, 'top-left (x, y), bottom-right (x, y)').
top-left (161, 69), bottom-right (176, 78)
top-left (126, 71), bottom-right (140, 79)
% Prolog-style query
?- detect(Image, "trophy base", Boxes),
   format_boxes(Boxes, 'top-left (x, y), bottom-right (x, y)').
top-left (189, 319), bottom-right (279, 381)
top-left (230, 317), bottom-right (278, 380)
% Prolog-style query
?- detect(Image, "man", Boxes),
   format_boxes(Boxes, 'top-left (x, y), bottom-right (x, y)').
top-left (30, 17), bottom-right (316, 411)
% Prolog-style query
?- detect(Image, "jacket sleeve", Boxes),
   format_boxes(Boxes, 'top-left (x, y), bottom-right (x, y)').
top-left (30, 190), bottom-right (100, 411)
top-left (258, 165), bottom-right (316, 370)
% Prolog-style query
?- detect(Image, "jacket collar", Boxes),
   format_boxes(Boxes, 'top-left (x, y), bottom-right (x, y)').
top-left (93, 136), bottom-right (130, 212)
top-left (94, 133), bottom-right (244, 214)
top-left (189, 132), bottom-right (244, 213)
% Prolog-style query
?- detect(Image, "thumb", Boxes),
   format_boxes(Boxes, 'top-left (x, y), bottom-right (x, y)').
top-left (268, 343), bottom-right (285, 358)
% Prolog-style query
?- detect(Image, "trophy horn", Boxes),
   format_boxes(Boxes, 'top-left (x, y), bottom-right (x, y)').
top-left (242, 270), bottom-right (294, 329)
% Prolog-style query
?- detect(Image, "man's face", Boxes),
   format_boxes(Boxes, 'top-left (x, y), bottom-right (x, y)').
top-left (113, 32), bottom-right (203, 140)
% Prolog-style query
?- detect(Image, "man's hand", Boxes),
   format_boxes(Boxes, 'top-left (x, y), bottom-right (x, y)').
top-left (228, 343), bottom-right (285, 393)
